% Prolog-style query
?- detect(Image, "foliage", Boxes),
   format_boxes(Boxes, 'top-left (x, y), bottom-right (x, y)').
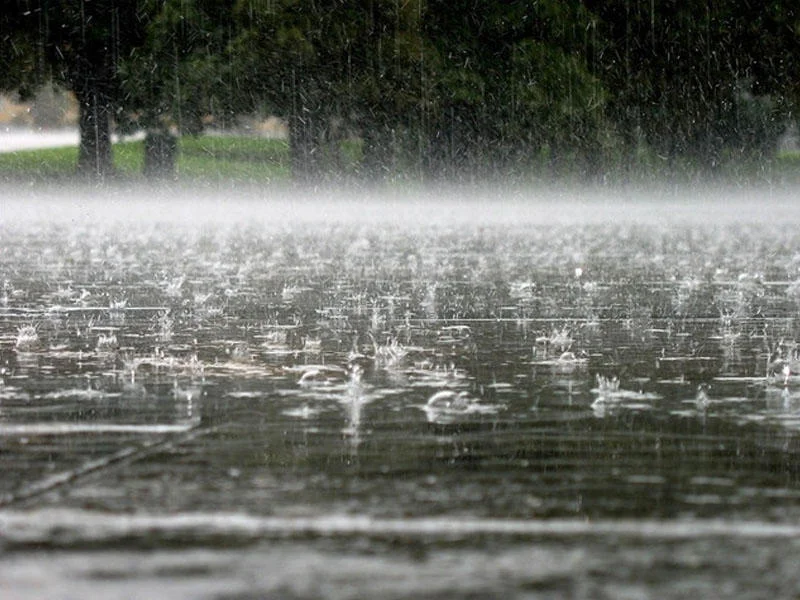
top-left (1, 0), bottom-right (799, 182)
top-left (417, 0), bottom-right (611, 179)
top-left (588, 0), bottom-right (800, 172)
top-left (0, 1), bottom-right (147, 178)
top-left (117, 0), bottom-right (238, 136)
top-left (0, 1), bottom-right (44, 98)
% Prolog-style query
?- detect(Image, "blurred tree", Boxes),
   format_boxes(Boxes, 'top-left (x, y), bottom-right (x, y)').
top-left (3, 0), bottom-right (799, 183)
top-left (0, 0), bottom-right (145, 180)
top-left (587, 0), bottom-right (799, 176)
top-left (0, 2), bottom-right (44, 99)
top-left (728, 2), bottom-right (800, 161)
top-left (230, 0), bottom-right (415, 181)
top-left (421, 0), bottom-right (609, 180)
top-left (230, 0), bottom-right (335, 181)
top-left (342, 0), bottom-right (431, 181)
top-left (117, 0), bottom-right (238, 178)
top-left (230, 0), bottom-right (606, 181)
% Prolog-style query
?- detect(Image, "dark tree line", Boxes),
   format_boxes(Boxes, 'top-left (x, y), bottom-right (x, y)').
top-left (2, 0), bottom-right (144, 178)
top-left (2, 0), bottom-right (798, 182)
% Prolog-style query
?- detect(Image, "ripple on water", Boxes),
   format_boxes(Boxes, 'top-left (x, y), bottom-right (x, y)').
top-left (3, 211), bottom-right (800, 597)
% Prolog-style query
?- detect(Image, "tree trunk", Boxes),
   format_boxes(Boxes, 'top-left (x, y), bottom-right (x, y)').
top-left (74, 83), bottom-right (114, 180)
top-left (361, 118), bottom-right (393, 182)
top-left (144, 130), bottom-right (178, 179)
top-left (289, 111), bottom-right (322, 183)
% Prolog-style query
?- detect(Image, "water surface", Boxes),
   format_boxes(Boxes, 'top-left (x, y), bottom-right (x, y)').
top-left (2, 189), bottom-right (800, 598)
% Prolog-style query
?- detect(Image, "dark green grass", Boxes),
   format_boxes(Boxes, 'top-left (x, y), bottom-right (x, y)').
top-left (0, 145), bottom-right (81, 180)
top-left (0, 133), bottom-right (797, 186)
top-left (774, 152), bottom-right (800, 184)
top-left (180, 135), bottom-right (289, 164)
top-left (179, 136), bottom-right (290, 181)
top-left (0, 135), bottom-right (291, 184)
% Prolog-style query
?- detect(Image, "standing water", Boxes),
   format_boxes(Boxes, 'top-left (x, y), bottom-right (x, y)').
top-left (1, 186), bottom-right (800, 598)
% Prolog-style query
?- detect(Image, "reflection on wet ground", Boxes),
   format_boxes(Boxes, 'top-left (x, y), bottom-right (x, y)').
top-left (2, 203), bottom-right (800, 597)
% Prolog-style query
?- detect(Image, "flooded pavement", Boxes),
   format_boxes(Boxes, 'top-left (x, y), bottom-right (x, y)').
top-left (2, 189), bottom-right (800, 598)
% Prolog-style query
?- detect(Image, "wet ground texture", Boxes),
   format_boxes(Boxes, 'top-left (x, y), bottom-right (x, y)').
top-left (2, 199), bottom-right (800, 598)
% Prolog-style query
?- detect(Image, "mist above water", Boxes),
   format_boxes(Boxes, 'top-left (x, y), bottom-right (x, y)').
top-left (4, 182), bottom-right (799, 228)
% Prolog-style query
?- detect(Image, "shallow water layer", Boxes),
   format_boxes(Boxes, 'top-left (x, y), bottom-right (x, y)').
top-left (2, 192), bottom-right (800, 597)
top-left (2, 516), bottom-right (800, 600)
